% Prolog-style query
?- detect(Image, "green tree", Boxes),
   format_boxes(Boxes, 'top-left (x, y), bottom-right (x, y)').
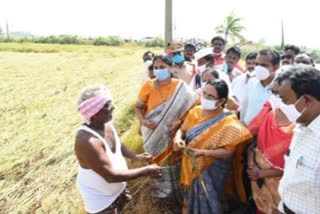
top-left (215, 12), bottom-right (245, 43)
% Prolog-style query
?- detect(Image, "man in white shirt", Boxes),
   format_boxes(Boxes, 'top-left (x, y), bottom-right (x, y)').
top-left (232, 52), bottom-right (257, 106)
top-left (193, 48), bottom-right (233, 94)
top-left (216, 46), bottom-right (243, 82)
top-left (242, 49), bottom-right (280, 125)
top-left (275, 66), bottom-right (320, 214)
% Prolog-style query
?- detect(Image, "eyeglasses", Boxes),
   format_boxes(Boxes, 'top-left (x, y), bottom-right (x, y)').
top-left (202, 91), bottom-right (219, 100)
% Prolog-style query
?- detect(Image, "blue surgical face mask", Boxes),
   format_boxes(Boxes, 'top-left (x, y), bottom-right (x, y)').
top-left (154, 68), bottom-right (170, 80)
top-left (172, 54), bottom-right (185, 64)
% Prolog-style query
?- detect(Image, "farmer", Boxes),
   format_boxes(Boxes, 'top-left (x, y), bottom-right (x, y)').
top-left (75, 85), bottom-right (162, 214)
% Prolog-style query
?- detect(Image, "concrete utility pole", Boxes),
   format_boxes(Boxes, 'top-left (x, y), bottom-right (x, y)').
top-left (6, 21), bottom-right (10, 40)
top-left (164, 0), bottom-right (172, 52)
top-left (281, 20), bottom-right (285, 49)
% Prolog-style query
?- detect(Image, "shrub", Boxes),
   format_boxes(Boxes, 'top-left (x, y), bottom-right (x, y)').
top-left (59, 35), bottom-right (80, 44)
top-left (143, 37), bottom-right (164, 48)
top-left (107, 36), bottom-right (124, 46)
top-left (93, 36), bottom-right (124, 46)
top-left (93, 37), bottom-right (110, 46)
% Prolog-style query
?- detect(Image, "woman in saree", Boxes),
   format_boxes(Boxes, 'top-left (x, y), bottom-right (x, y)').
top-left (247, 78), bottom-right (295, 214)
top-left (173, 79), bottom-right (252, 214)
top-left (135, 54), bottom-right (198, 199)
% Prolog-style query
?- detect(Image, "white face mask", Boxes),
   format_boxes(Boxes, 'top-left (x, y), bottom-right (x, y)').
top-left (269, 95), bottom-right (282, 110)
top-left (280, 97), bottom-right (306, 123)
top-left (198, 64), bottom-right (207, 74)
top-left (201, 97), bottom-right (218, 110)
top-left (255, 65), bottom-right (270, 80)
top-left (279, 102), bottom-right (301, 123)
top-left (201, 81), bottom-right (207, 89)
top-left (144, 60), bottom-right (153, 67)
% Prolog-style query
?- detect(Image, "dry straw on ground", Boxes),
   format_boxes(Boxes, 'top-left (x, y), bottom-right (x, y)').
top-left (0, 43), bottom-right (164, 213)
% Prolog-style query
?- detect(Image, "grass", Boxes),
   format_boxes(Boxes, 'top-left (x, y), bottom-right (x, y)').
top-left (0, 43), bottom-right (161, 213)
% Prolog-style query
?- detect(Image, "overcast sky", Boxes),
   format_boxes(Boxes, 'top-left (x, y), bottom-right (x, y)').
top-left (0, 0), bottom-right (319, 48)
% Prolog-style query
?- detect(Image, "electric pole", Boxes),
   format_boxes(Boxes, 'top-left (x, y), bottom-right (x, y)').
top-left (6, 20), bottom-right (10, 41)
top-left (281, 20), bottom-right (284, 49)
top-left (164, 0), bottom-right (172, 52)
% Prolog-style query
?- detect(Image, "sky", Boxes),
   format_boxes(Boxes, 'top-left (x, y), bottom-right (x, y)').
top-left (0, 0), bottom-right (319, 49)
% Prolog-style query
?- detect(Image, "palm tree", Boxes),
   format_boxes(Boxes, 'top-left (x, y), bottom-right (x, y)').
top-left (215, 12), bottom-right (245, 43)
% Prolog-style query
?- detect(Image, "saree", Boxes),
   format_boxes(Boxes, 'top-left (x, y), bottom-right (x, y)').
top-left (180, 110), bottom-right (252, 214)
top-left (249, 104), bottom-right (294, 170)
top-left (251, 150), bottom-right (281, 214)
top-left (140, 80), bottom-right (198, 199)
top-left (249, 104), bottom-right (294, 214)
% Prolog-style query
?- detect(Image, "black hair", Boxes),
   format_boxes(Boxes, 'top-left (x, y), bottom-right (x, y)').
top-left (275, 69), bottom-right (294, 84)
top-left (202, 68), bottom-right (220, 79)
top-left (284, 45), bottom-right (300, 55)
top-left (258, 49), bottom-right (280, 65)
top-left (184, 43), bottom-right (196, 50)
top-left (294, 53), bottom-right (314, 65)
top-left (279, 66), bottom-right (320, 100)
top-left (142, 51), bottom-right (154, 61)
top-left (226, 46), bottom-right (241, 58)
top-left (153, 54), bottom-right (173, 66)
top-left (245, 52), bottom-right (258, 61)
top-left (203, 54), bottom-right (214, 62)
top-left (281, 52), bottom-right (294, 59)
top-left (207, 79), bottom-right (229, 107)
top-left (211, 36), bottom-right (226, 45)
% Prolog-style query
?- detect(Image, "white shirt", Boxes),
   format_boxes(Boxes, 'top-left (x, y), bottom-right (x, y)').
top-left (191, 67), bottom-right (234, 97)
top-left (215, 64), bottom-right (243, 82)
top-left (242, 77), bottom-right (273, 125)
top-left (232, 71), bottom-right (254, 106)
top-left (278, 114), bottom-right (320, 214)
top-left (216, 69), bottom-right (234, 97)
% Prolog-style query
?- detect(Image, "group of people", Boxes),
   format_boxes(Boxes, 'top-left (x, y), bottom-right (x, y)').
top-left (74, 36), bottom-right (320, 214)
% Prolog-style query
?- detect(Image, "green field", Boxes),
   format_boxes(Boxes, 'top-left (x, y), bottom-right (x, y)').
top-left (0, 43), bottom-right (161, 213)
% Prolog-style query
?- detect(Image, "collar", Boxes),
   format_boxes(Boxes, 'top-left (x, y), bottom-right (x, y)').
top-left (295, 114), bottom-right (320, 134)
top-left (245, 70), bottom-right (255, 76)
top-left (307, 113), bottom-right (320, 133)
top-left (263, 77), bottom-right (275, 90)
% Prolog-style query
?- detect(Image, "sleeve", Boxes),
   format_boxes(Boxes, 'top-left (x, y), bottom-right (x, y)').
top-left (223, 74), bottom-right (234, 97)
top-left (138, 81), bottom-right (152, 103)
top-left (240, 79), bottom-right (252, 121)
